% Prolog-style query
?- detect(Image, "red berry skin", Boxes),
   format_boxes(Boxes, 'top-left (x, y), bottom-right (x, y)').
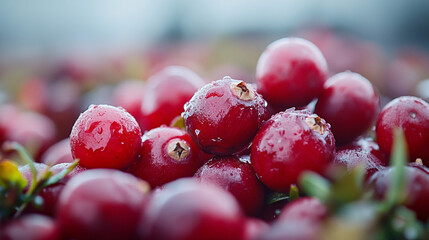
top-left (258, 197), bottom-right (328, 240)
top-left (183, 76), bottom-right (267, 156)
top-left (315, 71), bottom-right (380, 145)
top-left (335, 137), bottom-right (387, 178)
top-left (140, 66), bottom-right (205, 131)
top-left (243, 218), bottom-right (269, 240)
top-left (113, 79), bottom-right (145, 125)
top-left (70, 104), bottom-right (142, 169)
top-left (376, 96), bottom-right (429, 164)
top-left (140, 178), bottom-right (245, 240)
top-left (57, 169), bottom-right (150, 240)
top-left (251, 109), bottom-right (335, 193)
top-left (368, 166), bottom-right (429, 221)
top-left (0, 214), bottom-right (60, 240)
top-left (278, 197), bottom-right (328, 222)
top-left (41, 138), bottom-right (74, 165)
top-left (128, 126), bottom-right (205, 188)
top-left (194, 156), bottom-right (265, 216)
top-left (256, 37), bottom-right (328, 110)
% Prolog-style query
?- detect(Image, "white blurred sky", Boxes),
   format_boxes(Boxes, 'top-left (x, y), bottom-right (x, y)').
top-left (0, 0), bottom-right (428, 58)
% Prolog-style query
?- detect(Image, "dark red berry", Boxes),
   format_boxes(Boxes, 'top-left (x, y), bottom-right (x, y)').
top-left (368, 166), bottom-right (429, 221)
top-left (257, 197), bottom-right (328, 240)
top-left (19, 162), bottom-right (86, 216)
top-left (128, 126), bottom-right (205, 188)
top-left (278, 197), bottom-right (328, 222)
top-left (251, 109), bottom-right (335, 193)
top-left (57, 169), bottom-right (150, 240)
top-left (140, 66), bottom-right (205, 131)
top-left (256, 37), bottom-right (328, 110)
top-left (0, 214), bottom-right (60, 240)
top-left (183, 76), bottom-right (267, 156)
top-left (314, 71), bottom-right (380, 145)
top-left (375, 96), bottom-right (429, 164)
top-left (140, 178), bottom-right (245, 240)
top-left (335, 137), bottom-right (387, 178)
top-left (41, 138), bottom-right (74, 165)
top-left (194, 156), bottom-right (265, 216)
top-left (70, 104), bottom-right (142, 169)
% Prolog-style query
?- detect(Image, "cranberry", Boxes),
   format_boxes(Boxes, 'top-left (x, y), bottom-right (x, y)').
top-left (3, 110), bottom-right (57, 161)
top-left (19, 162), bottom-right (86, 216)
top-left (368, 166), bottom-right (429, 221)
top-left (257, 197), bottom-right (328, 240)
top-left (251, 109), bottom-right (335, 193)
top-left (278, 197), bottom-right (328, 222)
top-left (194, 156), bottom-right (265, 216)
top-left (113, 79), bottom-right (145, 125)
top-left (57, 169), bottom-right (150, 240)
top-left (334, 138), bottom-right (387, 178)
top-left (41, 138), bottom-right (74, 165)
top-left (139, 178), bottom-right (245, 240)
top-left (183, 76), bottom-right (267, 156)
top-left (128, 126), bottom-right (205, 188)
top-left (70, 104), bottom-right (142, 169)
top-left (243, 218), bottom-right (269, 240)
top-left (19, 78), bottom-right (81, 140)
top-left (140, 66), bottom-right (205, 130)
top-left (314, 71), bottom-right (380, 145)
top-left (0, 214), bottom-right (60, 240)
top-left (256, 37), bottom-right (328, 110)
top-left (375, 96), bottom-right (429, 164)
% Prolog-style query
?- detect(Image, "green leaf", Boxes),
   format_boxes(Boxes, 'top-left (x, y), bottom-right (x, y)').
top-left (171, 116), bottom-right (186, 130)
top-left (265, 192), bottom-right (289, 205)
top-left (0, 161), bottom-right (27, 190)
top-left (330, 164), bottom-right (366, 205)
top-left (299, 171), bottom-right (331, 203)
top-left (42, 159), bottom-right (79, 187)
top-left (384, 128), bottom-right (407, 209)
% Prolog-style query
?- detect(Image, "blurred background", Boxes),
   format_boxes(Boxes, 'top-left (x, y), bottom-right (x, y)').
top-left (0, 0), bottom-right (429, 160)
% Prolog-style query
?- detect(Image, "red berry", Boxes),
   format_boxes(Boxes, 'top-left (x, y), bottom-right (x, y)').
top-left (278, 197), bottom-right (328, 222)
top-left (256, 37), bottom-right (328, 109)
top-left (70, 104), bottom-right (142, 169)
top-left (57, 169), bottom-right (150, 240)
top-left (128, 126), bottom-right (205, 188)
top-left (335, 137), bottom-right (387, 178)
top-left (194, 156), bottom-right (265, 216)
top-left (251, 109), bottom-right (335, 192)
top-left (368, 166), bottom-right (429, 221)
top-left (243, 218), bottom-right (269, 240)
top-left (183, 76), bottom-right (267, 156)
top-left (41, 138), bottom-right (74, 165)
top-left (0, 214), bottom-right (60, 240)
top-left (375, 96), bottom-right (429, 164)
top-left (113, 79), bottom-right (145, 125)
top-left (140, 178), bottom-right (245, 240)
top-left (140, 66), bottom-right (205, 130)
top-left (315, 71), bottom-right (380, 145)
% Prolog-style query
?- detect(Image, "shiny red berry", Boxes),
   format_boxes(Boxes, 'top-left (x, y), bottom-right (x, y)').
top-left (57, 169), bottom-right (150, 240)
top-left (256, 37), bottom-right (328, 110)
top-left (194, 156), bottom-right (265, 216)
top-left (128, 126), bottom-right (205, 188)
top-left (140, 66), bottom-right (205, 131)
top-left (70, 104), bottom-right (142, 169)
top-left (368, 166), bottom-right (429, 221)
top-left (315, 71), bottom-right (380, 145)
top-left (251, 109), bottom-right (335, 193)
top-left (183, 76), bottom-right (267, 156)
top-left (140, 178), bottom-right (245, 240)
top-left (335, 137), bottom-right (387, 178)
top-left (0, 214), bottom-right (60, 240)
top-left (376, 96), bottom-right (429, 164)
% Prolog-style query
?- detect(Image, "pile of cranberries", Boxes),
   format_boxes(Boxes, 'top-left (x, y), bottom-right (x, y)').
top-left (1, 36), bottom-right (429, 240)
